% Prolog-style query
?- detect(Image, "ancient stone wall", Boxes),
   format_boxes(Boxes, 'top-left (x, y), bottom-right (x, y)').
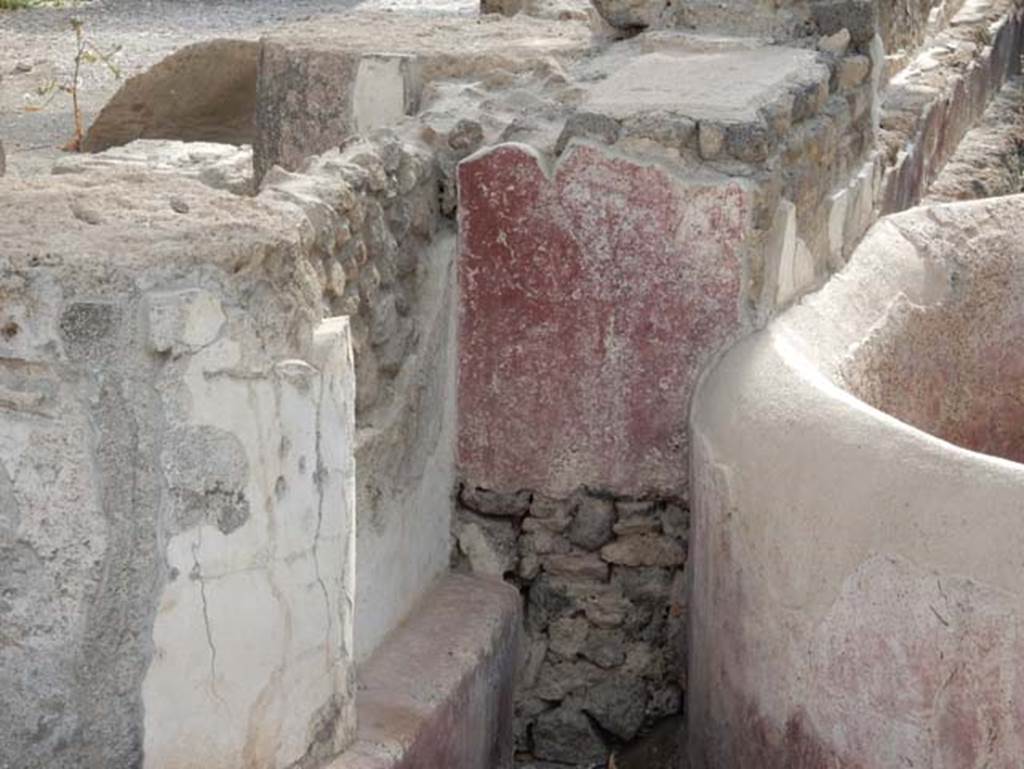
top-left (879, 0), bottom-right (1024, 210)
top-left (927, 76), bottom-right (1024, 200)
top-left (453, 487), bottom-right (687, 766)
top-left (0, 170), bottom-right (357, 769)
top-left (259, 133), bottom-right (459, 660)
top-left (454, 30), bottom-right (884, 767)
top-left (592, 0), bottom-right (945, 48)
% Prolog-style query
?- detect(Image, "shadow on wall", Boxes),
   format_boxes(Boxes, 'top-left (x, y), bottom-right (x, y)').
top-left (82, 39), bottom-right (259, 152)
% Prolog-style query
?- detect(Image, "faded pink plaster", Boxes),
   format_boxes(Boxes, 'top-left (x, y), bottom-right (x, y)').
top-left (457, 142), bottom-right (750, 497)
top-left (843, 215), bottom-right (1024, 464)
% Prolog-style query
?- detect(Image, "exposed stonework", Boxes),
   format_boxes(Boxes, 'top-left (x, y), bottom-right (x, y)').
top-left (927, 75), bottom-right (1024, 200)
top-left (456, 33), bottom-right (881, 500)
top-left (8, 0), bottom-right (1024, 765)
top-left (453, 486), bottom-right (688, 768)
top-left (253, 11), bottom-right (591, 181)
top-left (878, 0), bottom-right (1024, 211)
top-left (259, 132), bottom-right (457, 660)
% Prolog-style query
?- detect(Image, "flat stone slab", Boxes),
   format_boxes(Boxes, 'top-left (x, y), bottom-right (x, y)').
top-left (331, 573), bottom-right (521, 769)
top-left (457, 142), bottom-right (752, 498)
top-left (584, 44), bottom-right (826, 124)
top-left (264, 11), bottom-right (590, 74)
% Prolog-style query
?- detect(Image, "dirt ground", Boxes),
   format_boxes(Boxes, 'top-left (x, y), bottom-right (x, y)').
top-left (0, 0), bottom-right (474, 176)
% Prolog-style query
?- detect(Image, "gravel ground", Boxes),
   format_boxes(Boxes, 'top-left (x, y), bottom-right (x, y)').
top-left (0, 0), bottom-right (474, 175)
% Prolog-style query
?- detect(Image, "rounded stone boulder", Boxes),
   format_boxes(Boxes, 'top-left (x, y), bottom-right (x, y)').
top-left (589, 0), bottom-right (665, 29)
top-left (82, 39), bottom-right (259, 153)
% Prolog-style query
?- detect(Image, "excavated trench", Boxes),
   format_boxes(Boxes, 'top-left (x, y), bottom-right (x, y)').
top-left (6, 0), bottom-right (1024, 767)
top-left (928, 75), bottom-right (1024, 202)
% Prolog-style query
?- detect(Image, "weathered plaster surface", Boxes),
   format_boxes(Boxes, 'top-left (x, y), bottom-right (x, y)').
top-left (842, 200), bottom-right (1024, 462)
top-left (353, 233), bottom-right (458, 660)
top-left (260, 140), bottom-right (458, 662)
top-left (254, 11), bottom-right (589, 181)
top-left (0, 170), bottom-right (357, 769)
top-left (458, 142), bottom-right (751, 498)
top-left (143, 315), bottom-right (357, 769)
top-left (689, 195), bottom-right (1024, 768)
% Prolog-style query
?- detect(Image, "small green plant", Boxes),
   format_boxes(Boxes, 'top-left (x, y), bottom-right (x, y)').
top-left (25, 14), bottom-right (121, 151)
top-left (0, 0), bottom-right (64, 9)
top-left (0, 0), bottom-right (43, 9)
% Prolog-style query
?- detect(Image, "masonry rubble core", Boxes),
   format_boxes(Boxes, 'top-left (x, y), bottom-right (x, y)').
top-left (2, 0), bottom-right (1024, 767)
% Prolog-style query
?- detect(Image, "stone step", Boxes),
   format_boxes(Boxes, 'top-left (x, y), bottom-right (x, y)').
top-left (330, 572), bottom-right (521, 769)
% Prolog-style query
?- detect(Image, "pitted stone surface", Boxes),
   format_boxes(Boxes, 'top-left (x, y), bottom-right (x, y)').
top-left (458, 142), bottom-right (750, 498)
top-left (54, 140), bottom-right (255, 195)
top-left (254, 11), bottom-right (590, 179)
top-left (585, 46), bottom-right (827, 122)
top-left (0, 169), bottom-right (357, 769)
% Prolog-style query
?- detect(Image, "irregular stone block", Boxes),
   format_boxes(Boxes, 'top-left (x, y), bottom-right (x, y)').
top-left (458, 143), bottom-right (752, 498)
top-left (549, 616), bottom-right (591, 658)
top-left (583, 674), bottom-right (646, 740)
top-left (455, 509), bottom-right (518, 577)
top-left (542, 552), bottom-right (610, 580)
top-left (461, 485), bottom-right (532, 517)
top-left (581, 627), bottom-right (627, 669)
top-left (601, 534), bottom-right (686, 567)
top-left (567, 496), bottom-right (615, 550)
top-left (532, 703), bottom-right (606, 764)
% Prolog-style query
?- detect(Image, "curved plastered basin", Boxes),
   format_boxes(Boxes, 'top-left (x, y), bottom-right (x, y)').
top-left (688, 195), bottom-right (1024, 768)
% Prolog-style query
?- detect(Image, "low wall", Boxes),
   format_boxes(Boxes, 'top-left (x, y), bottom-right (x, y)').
top-left (453, 487), bottom-right (687, 765)
top-left (689, 195), bottom-right (1024, 768)
top-left (260, 135), bottom-right (458, 661)
top-left (879, 0), bottom-right (1024, 211)
top-left (0, 169), bottom-right (357, 769)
